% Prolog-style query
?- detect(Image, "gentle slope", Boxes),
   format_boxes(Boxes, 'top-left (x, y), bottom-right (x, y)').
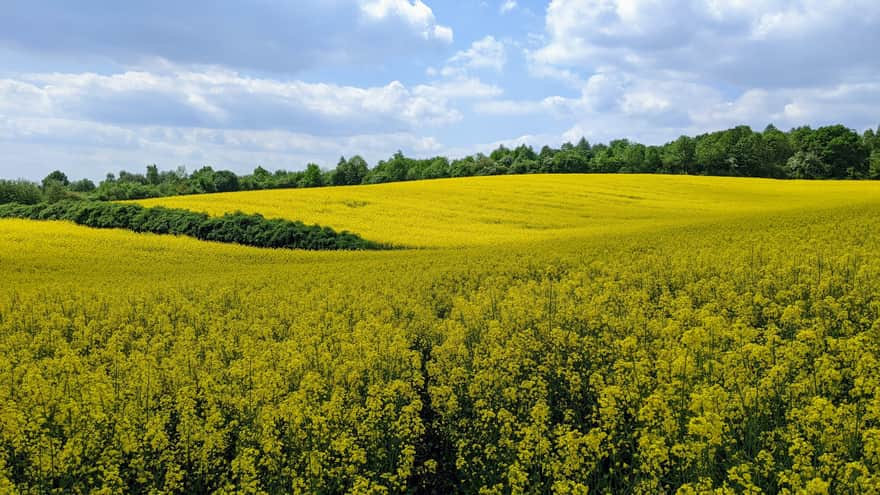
top-left (136, 174), bottom-right (880, 247)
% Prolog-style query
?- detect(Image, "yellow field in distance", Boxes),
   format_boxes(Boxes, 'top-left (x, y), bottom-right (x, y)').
top-left (135, 174), bottom-right (880, 248)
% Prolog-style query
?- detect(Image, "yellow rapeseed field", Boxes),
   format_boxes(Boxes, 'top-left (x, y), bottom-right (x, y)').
top-left (3, 175), bottom-right (880, 493)
top-left (136, 174), bottom-right (880, 247)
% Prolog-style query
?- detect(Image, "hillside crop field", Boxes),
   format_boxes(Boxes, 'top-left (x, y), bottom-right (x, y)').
top-left (3, 175), bottom-right (880, 493)
top-left (136, 174), bottom-right (880, 248)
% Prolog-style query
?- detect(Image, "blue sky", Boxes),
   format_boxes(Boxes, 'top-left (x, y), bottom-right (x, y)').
top-left (1, 0), bottom-right (878, 180)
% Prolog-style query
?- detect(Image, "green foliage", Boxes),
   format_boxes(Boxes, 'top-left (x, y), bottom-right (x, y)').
top-left (41, 170), bottom-right (69, 188)
top-left (0, 179), bottom-right (42, 204)
top-left (298, 164), bottom-right (324, 188)
top-left (69, 178), bottom-right (97, 193)
top-left (865, 127), bottom-right (880, 153)
top-left (212, 170), bottom-right (240, 192)
top-left (146, 163), bottom-right (161, 185)
top-left (870, 151), bottom-right (880, 179)
top-left (332, 156), bottom-right (370, 186)
top-left (43, 181), bottom-right (80, 203)
top-left (786, 151), bottom-right (830, 179)
top-left (0, 200), bottom-right (385, 250)
top-left (664, 135), bottom-right (697, 174)
top-left (799, 124), bottom-right (869, 178)
top-left (763, 124), bottom-right (794, 177)
top-left (367, 151), bottom-right (412, 184)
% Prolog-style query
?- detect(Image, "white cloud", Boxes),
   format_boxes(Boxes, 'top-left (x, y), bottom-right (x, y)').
top-left (0, 79), bottom-right (53, 115)
top-left (1, 68), bottom-right (474, 133)
top-left (0, 1), bottom-right (454, 74)
top-left (475, 96), bottom-right (566, 116)
top-left (525, 61), bottom-right (585, 88)
top-left (0, 116), bottom-right (446, 180)
top-left (503, 0), bottom-right (880, 145)
top-left (443, 36), bottom-right (507, 76)
top-left (414, 78), bottom-right (503, 100)
top-left (531, 0), bottom-right (880, 88)
top-left (0, 64), bottom-right (502, 179)
top-left (476, 69), bottom-right (880, 144)
top-left (2, 0), bottom-right (878, 182)
top-left (359, 0), bottom-right (453, 42)
top-left (696, 82), bottom-right (880, 131)
top-left (433, 25), bottom-right (455, 43)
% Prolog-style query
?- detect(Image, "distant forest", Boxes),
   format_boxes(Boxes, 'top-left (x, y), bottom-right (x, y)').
top-left (2, 123), bottom-right (879, 204)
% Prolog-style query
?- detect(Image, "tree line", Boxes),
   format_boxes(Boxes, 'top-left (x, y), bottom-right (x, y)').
top-left (0, 200), bottom-right (384, 250)
top-left (2, 123), bottom-right (879, 203)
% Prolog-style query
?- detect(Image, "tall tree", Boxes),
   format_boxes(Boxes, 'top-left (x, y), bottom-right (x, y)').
top-left (333, 156), bottom-right (369, 186)
top-left (42, 170), bottom-right (69, 189)
top-left (785, 151), bottom-right (829, 179)
top-left (802, 125), bottom-right (869, 178)
top-left (146, 164), bottom-right (160, 185)
top-left (299, 164), bottom-right (324, 188)
top-left (664, 136), bottom-right (696, 174)
top-left (762, 124), bottom-right (794, 177)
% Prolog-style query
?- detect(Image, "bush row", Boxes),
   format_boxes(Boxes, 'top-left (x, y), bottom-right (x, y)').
top-left (0, 179), bottom-right (43, 205)
top-left (0, 200), bottom-right (385, 251)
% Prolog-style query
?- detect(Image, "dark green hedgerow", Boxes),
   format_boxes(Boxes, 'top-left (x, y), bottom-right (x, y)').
top-left (0, 200), bottom-right (388, 251)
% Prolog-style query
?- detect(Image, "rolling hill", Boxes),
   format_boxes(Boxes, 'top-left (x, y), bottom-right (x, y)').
top-left (3, 175), bottom-right (880, 493)
top-left (136, 174), bottom-right (880, 247)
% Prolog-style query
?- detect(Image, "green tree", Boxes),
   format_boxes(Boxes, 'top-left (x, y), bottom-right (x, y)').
top-left (731, 132), bottom-right (763, 177)
top-left (450, 157), bottom-right (475, 177)
top-left (513, 144), bottom-right (538, 162)
top-left (333, 156), bottom-right (369, 185)
top-left (489, 145), bottom-right (511, 163)
top-left (423, 157), bottom-right (450, 179)
top-left (644, 146), bottom-right (663, 173)
top-left (212, 170), bottom-right (240, 192)
top-left (44, 181), bottom-right (72, 202)
top-left (620, 143), bottom-right (646, 172)
top-left (146, 164), bottom-right (161, 185)
top-left (118, 170), bottom-right (148, 184)
top-left (869, 150), bottom-right (880, 179)
top-left (42, 170), bottom-right (69, 189)
top-left (472, 154), bottom-right (502, 175)
top-left (785, 151), bottom-right (829, 179)
top-left (695, 133), bottom-right (725, 175)
top-left (663, 136), bottom-right (696, 174)
top-left (762, 124), bottom-right (793, 177)
top-left (509, 158), bottom-right (538, 174)
top-left (549, 149), bottom-right (588, 173)
top-left (575, 137), bottom-right (592, 160)
top-left (801, 125), bottom-right (868, 178)
top-left (252, 166), bottom-right (273, 188)
top-left (788, 125), bottom-right (813, 152)
top-left (863, 128), bottom-right (876, 152)
top-left (368, 151), bottom-right (411, 183)
top-left (191, 166), bottom-right (217, 193)
top-left (299, 164), bottom-right (324, 188)
top-left (0, 180), bottom-right (42, 204)
top-left (69, 178), bottom-right (97, 193)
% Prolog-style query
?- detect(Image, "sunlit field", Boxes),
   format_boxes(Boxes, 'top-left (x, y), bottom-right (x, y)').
top-left (3, 175), bottom-right (880, 493)
top-left (136, 174), bottom-right (880, 247)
